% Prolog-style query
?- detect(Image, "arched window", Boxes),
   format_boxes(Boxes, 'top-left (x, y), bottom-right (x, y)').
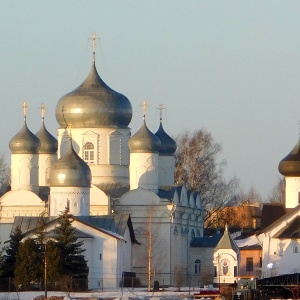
top-left (195, 259), bottom-right (201, 275)
top-left (84, 142), bottom-right (94, 164)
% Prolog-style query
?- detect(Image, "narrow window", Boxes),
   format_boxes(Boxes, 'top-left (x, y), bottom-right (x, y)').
top-left (100, 253), bottom-right (102, 260)
top-left (246, 257), bottom-right (253, 271)
top-left (259, 257), bottom-right (262, 267)
top-left (194, 259), bottom-right (201, 275)
top-left (294, 244), bottom-right (298, 253)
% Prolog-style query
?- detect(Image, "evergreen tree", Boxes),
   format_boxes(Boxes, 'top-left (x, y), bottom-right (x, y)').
top-left (14, 238), bottom-right (41, 290)
top-left (45, 240), bottom-right (61, 287)
top-left (0, 226), bottom-right (23, 278)
top-left (53, 209), bottom-right (88, 278)
top-left (34, 213), bottom-right (61, 288)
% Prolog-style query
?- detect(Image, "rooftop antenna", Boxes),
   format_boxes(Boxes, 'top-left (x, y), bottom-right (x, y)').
top-left (89, 32), bottom-right (100, 63)
top-left (141, 100), bottom-right (148, 120)
top-left (22, 101), bottom-right (28, 121)
top-left (39, 103), bottom-right (47, 123)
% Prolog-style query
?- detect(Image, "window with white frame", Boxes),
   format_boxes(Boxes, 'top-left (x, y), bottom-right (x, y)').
top-left (84, 142), bottom-right (94, 164)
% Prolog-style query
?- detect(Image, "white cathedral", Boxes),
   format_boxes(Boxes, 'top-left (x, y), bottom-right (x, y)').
top-left (0, 35), bottom-right (204, 289)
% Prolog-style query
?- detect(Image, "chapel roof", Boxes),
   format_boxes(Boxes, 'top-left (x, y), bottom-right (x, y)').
top-left (273, 215), bottom-right (300, 239)
top-left (214, 225), bottom-right (239, 253)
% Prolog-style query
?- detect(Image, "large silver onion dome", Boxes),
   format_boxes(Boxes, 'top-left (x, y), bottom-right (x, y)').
top-left (50, 140), bottom-right (91, 187)
top-left (9, 121), bottom-right (40, 154)
top-left (279, 138), bottom-right (300, 176)
top-left (155, 122), bottom-right (177, 155)
top-left (128, 120), bottom-right (161, 153)
top-left (36, 122), bottom-right (58, 154)
top-left (55, 62), bottom-right (132, 128)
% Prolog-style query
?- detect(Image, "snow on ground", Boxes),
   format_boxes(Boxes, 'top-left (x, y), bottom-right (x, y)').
top-left (0, 287), bottom-right (214, 300)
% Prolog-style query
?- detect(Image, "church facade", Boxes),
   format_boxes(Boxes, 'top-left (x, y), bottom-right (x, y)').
top-left (0, 35), bottom-right (204, 288)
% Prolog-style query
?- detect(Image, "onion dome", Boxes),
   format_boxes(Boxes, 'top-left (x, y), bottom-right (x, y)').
top-left (155, 122), bottom-right (177, 155)
top-left (36, 122), bottom-right (58, 154)
top-left (128, 120), bottom-right (161, 153)
top-left (55, 62), bottom-right (132, 128)
top-left (50, 140), bottom-right (91, 187)
top-left (279, 138), bottom-right (300, 176)
top-left (9, 121), bottom-right (40, 154)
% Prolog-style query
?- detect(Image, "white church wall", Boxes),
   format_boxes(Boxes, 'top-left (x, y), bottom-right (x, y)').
top-left (129, 153), bottom-right (159, 191)
top-left (90, 184), bottom-right (109, 215)
top-left (11, 154), bottom-right (39, 193)
top-left (213, 249), bottom-right (238, 285)
top-left (0, 190), bottom-right (45, 224)
top-left (50, 187), bottom-right (90, 216)
top-left (259, 207), bottom-right (300, 277)
top-left (285, 177), bottom-right (300, 209)
top-left (57, 127), bottom-right (130, 184)
top-left (158, 156), bottom-right (175, 186)
top-left (72, 220), bottom-right (132, 289)
top-left (38, 154), bottom-right (57, 186)
top-left (190, 247), bottom-right (215, 287)
top-left (270, 238), bottom-right (300, 276)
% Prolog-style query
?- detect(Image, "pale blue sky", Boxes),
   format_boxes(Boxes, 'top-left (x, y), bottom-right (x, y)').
top-left (1, 1), bottom-right (300, 199)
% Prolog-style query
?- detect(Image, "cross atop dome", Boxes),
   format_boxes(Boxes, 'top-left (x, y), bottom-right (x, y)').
top-left (22, 101), bottom-right (28, 121)
top-left (40, 103), bottom-right (47, 123)
top-left (157, 104), bottom-right (166, 121)
top-left (141, 100), bottom-right (148, 120)
top-left (89, 32), bottom-right (100, 63)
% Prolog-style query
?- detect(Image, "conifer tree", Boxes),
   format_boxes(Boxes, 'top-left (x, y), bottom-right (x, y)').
top-left (34, 213), bottom-right (61, 288)
top-left (53, 209), bottom-right (88, 279)
top-left (0, 226), bottom-right (23, 278)
top-left (45, 239), bottom-right (61, 287)
top-left (14, 238), bottom-right (41, 290)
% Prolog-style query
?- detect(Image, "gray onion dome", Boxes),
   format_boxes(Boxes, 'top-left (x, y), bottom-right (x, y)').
top-left (128, 120), bottom-right (161, 153)
top-left (36, 122), bottom-right (58, 154)
top-left (9, 121), bottom-right (40, 154)
top-left (55, 62), bottom-right (132, 128)
top-left (50, 140), bottom-right (91, 187)
top-left (155, 122), bottom-right (177, 155)
top-left (279, 138), bottom-right (300, 176)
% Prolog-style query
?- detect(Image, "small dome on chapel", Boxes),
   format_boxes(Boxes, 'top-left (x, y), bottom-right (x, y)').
top-left (155, 122), bottom-right (177, 155)
top-left (50, 139), bottom-right (91, 187)
top-left (279, 138), bottom-right (300, 177)
top-left (128, 120), bottom-right (161, 153)
top-left (9, 121), bottom-right (40, 154)
top-left (36, 122), bottom-right (58, 154)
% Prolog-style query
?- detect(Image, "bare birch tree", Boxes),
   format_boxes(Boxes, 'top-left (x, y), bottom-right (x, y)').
top-left (267, 178), bottom-right (285, 204)
top-left (0, 154), bottom-right (10, 187)
top-left (135, 206), bottom-right (167, 291)
top-left (175, 129), bottom-right (240, 227)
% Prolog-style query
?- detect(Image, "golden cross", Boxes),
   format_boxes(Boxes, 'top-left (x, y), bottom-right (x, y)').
top-left (89, 32), bottom-right (100, 63)
top-left (141, 100), bottom-right (148, 119)
top-left (157, 104), bottom-right (166, 121)
top-left (40, 103), bottom-right (47, 121)
top-left (22, 101), bottom-right (28, 120)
